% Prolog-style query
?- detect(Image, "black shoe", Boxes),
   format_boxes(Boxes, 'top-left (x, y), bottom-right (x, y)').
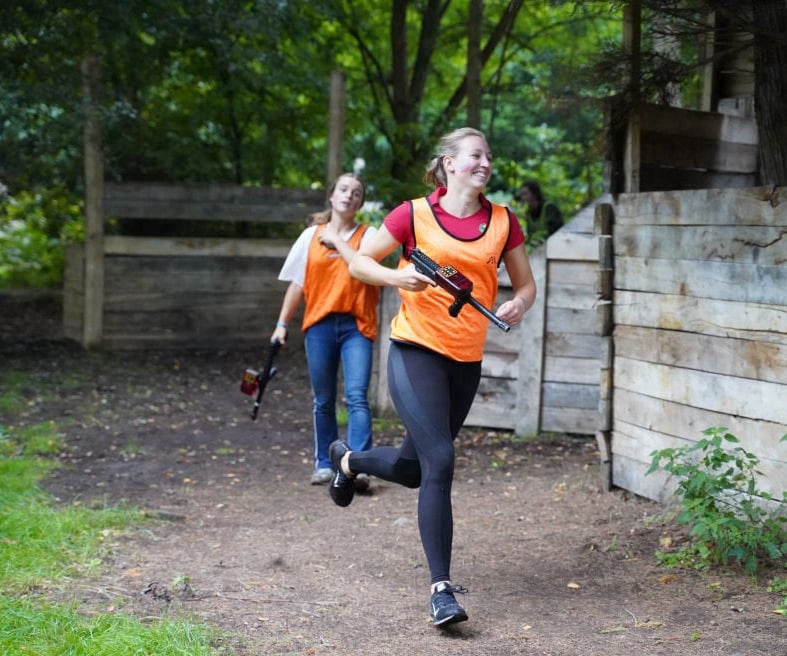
top-left (430, 582), bottom-right (468, 627)
top-left (328, 440), bottom-right (355, 507)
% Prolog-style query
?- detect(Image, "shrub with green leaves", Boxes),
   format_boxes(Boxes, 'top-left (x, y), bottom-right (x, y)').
top-left (0, 185), bottom-right (83, 288)
top-left (648, 427), bottom-right (787, 574)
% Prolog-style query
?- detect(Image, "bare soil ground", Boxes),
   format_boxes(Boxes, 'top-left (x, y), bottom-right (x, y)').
top-left (2, 293), bottom-right (785, 656)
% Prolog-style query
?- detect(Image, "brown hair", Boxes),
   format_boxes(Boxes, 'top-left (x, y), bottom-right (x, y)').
top-left (308, 173), bottom-right (366, 225)
top-left (423, 127), bottom-right (486, 188)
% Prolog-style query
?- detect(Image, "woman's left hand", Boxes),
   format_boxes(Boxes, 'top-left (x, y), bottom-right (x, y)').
top-left (495, 296), bottom-right (528, 327)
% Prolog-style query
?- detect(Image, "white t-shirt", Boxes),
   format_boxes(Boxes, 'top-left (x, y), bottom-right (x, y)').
top-left (278, 224), bottom-right (378, 288)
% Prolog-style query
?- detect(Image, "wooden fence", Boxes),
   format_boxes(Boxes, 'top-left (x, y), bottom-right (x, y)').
top-left (600, 187), bottom-right (787, 502)
top-left (64, 183), bottom-right (325, 349)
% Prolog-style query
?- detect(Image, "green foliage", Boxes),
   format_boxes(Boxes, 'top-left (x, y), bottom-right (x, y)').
top-left (648, 427), bottom-right (787, 575)
top-left (0, 186), bottom-right (83, 288)
top-left (767, 576), bottom-right (787, 616)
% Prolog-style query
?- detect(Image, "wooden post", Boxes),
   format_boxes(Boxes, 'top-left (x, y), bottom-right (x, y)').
top-left (81, 55), bottom-right (104, 349)
top-left (327, 70), bottom-right (346, 185)
top-left (515, 248), bottom-right (546, 436)
top-left (623, 0), bottom-right (641, 193)
top-left (595, 203), bottom-right (615, 491)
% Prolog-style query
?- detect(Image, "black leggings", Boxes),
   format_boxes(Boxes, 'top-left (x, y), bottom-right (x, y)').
top-left (348, 341), bottom-right (481, 583)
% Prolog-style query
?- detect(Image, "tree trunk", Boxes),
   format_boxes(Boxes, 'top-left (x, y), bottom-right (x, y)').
top-left (466, 0), bottom-right (483, 127)
top-left (752, 0), bottom-right (787, 185)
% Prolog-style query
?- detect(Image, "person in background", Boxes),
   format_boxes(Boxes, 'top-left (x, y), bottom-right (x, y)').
top-left (271, 173), bottom-right (378, 489)
top-left (331, 127), bottom-right (537, 628)
top-left (517, 179), bottom-right (563, 237)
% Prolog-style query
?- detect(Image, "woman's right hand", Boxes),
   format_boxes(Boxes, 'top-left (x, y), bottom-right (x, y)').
top-left (396, 263), bottom-right (435, 291)
top-left (271, 325), bottom-right (288, 344)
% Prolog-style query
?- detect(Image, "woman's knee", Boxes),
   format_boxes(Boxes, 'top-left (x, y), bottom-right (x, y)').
top-left (394, 459), bottom-right (421, 488)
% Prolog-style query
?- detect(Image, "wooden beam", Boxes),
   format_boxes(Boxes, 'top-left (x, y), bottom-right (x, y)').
top-left (81, 55), bottom-right (104, 349)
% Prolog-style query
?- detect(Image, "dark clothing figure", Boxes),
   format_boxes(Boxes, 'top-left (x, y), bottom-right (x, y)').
top-left (518, 180), bottom-right (563, 236)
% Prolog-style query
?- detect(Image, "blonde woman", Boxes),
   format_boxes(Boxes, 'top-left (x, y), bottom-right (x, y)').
top-left (331, 128), bottom-right (537, 627)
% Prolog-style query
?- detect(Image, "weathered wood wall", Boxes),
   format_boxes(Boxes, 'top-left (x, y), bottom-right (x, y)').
top-left (625, 103), bottom-right (758, 193)
top-left (65, 239), bottom-right (299, 350)
top-left (540, 200), bottom-right (608, 435)
top-left (608, 187), bottom-right (787, 502)
top-left (64, 183), bottom-right (326, 349)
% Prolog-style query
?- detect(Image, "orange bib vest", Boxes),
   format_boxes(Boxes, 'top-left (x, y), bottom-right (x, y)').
top-left (390, 197), bottom-right (509, 361)
top-left (302, 224), bottom-right (380, 340)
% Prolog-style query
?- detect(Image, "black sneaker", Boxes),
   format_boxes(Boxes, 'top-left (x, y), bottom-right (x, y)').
top-left (429, 582), bottom-right (468, 627)
top-left (328, 440), bottom-right (355, 507)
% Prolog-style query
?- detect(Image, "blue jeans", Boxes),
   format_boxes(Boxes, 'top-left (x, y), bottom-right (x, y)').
top-left (304, 313), bottom-right (374, 470)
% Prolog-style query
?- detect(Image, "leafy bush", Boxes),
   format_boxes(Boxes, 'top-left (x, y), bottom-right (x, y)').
top-left (0, 185), bottom-right (83, 289)
top-left (648, 427), bottom-right (787, 574)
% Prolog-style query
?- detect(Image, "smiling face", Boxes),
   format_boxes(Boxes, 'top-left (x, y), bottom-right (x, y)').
top-left (445, 135), bottom-right (492, 191)
top-left (330, 175), bottom-right (365, 216)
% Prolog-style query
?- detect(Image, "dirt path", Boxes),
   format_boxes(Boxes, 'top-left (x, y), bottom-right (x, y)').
top-left (2, 294), bottom-right (784, 656)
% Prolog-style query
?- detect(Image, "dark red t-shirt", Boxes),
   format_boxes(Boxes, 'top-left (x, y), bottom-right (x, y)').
top-left (383, 187), bottom-right (526, 255)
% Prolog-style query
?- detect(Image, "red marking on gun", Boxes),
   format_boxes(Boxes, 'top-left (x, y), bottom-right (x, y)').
top-left (409, 248), bottom-right (510, 332)
top-left (240, 338), bottom-right (282, 420)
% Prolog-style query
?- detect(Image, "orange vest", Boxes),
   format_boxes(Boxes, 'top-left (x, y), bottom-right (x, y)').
top-left (302, 224), bottom-right (380, 340)
top-left (390, 197), bottom-right (509, 361)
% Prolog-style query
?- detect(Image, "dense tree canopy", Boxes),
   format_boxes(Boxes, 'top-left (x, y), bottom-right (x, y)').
top-left (0, 1), bottom-right (619, 206)
top-left (2, 0), bottom-right (786, 287)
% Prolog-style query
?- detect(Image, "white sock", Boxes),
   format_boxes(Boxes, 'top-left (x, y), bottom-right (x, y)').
top-left (341, 452), bottom-right (354, 477)
top-left (431, 581), bottom-right (450, 594)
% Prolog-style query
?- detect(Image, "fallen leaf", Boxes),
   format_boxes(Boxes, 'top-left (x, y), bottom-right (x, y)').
top-left (635, 619), bottom-right (664, 628)
top-left (659, 574), bottom-right (678, 585)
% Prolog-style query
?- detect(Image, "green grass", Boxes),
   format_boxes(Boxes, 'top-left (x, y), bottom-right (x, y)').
top-left (0, 417), bottom-right (223, 655)
top-left (0, 594), bottom-right (217, 655)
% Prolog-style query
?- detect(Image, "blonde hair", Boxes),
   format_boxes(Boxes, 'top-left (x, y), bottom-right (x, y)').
top-left (423, 127), bottom-right (487, 188)
top-left (308, 173), bottom-right (366, 225)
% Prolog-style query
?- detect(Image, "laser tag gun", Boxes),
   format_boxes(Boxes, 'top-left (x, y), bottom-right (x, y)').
top-left (409, 247), bottom-right (511, 333)
top-left (240, 338), bottom-right (282, 420)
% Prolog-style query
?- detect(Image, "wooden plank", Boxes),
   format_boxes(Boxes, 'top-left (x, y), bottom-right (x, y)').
top-left (104, 183), bottom-right (326, 222)
top-left (548, 261), bottom-right (597, 285)
top-left (613, 387), bottom-right (787, 456)
top-left (616, 187), bottom-right (787, 227)
top-left (640, 135), bottom-right (757, 173)
top-left (515, 249), bottom-right (546, 436)
top-left (546, 283), bottom-right (598, 311)
top-left (542, 382), bottom-right (598, 410)
top-left (105, 236), bottom-right (292, 258)
top-left (613, 290), bottom-right (787, 345)
top-left (614, 356), bottom-right (787, 424)
top-left (546, 307), bottom-right (597, 335)
top-left (611, 451), bottom-right (671, 502)
top-left (616, 257), bottom-right (786, 305)
top-left (638, 103), bottom-right (758, 145)
top-left (545, 331), bottom-right (604, 359)
top-left (546, 231), bottom-right (599, 261)
top-left (480, 351), bottom-right (519, 379)
top-left (614, 224), bottom-right (787, 265)
top-left (543, 356), bottom-right (599, 385)
top-left (638, 166), bottom-right (755, 192)
top-left (541, 406), bottom-right (599, 434)
top-left (615, 325), bottom-right (787, 384)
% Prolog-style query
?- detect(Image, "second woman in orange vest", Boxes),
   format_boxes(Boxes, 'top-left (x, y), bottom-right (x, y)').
top-left (272, 173), bottom-right (379, 488)
top-left (335, 128), bottom-right (537, 628)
